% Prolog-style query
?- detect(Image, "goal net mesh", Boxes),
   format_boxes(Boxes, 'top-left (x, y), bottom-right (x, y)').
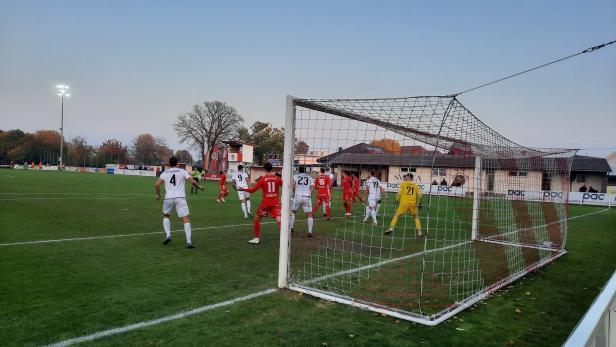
top-left (283, 96), bottom-right (575, 323)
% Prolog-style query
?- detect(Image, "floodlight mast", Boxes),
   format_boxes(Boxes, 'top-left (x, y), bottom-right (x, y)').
top-left (56, 84), bottom-right (70, 169)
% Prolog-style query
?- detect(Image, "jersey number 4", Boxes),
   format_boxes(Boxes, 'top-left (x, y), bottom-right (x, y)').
top-left (170, 174), bottom-right (176, 186)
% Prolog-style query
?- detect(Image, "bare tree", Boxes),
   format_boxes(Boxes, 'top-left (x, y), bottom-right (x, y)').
top-left (175, 149), bottom-right (193, 164)
top-left (174, 101), bottom-right (243, 170)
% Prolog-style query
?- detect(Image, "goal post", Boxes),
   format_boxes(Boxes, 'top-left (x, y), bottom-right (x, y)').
top-left (279, 95), bottom-right (575, 324)
top-left (278, 95), bottom-right (296, 289)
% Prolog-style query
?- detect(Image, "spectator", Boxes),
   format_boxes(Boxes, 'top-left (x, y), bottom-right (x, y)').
top-left (432, 180), bottom-right (438, 185)
top-left (440, 179), bottom-right (448, 186)
top-left (578, 184), bottom-right (587, 192)
top-left (588, 186), bottom-right (598, 193)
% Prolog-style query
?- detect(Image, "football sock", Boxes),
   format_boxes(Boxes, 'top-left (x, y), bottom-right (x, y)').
top-left (184, 223), bottom-right (192, 244)
top-left (364, 206), bottom-right (370, 220)
top-left (246, 200), bottom-right (251, 212)
top-left (163, 218), bottom-right (171, 238)
top-left (253, 219), bottom-right (261, 238)
top-left (326, 204), bottom-right (331, 217)
top-left (241, 203), bottom-right (248, 217)
top-left (307, 217), bottom-right (314, 234)
top-left (290, 213), bottom-right (296, 227)
top-left (371, 210), bottom-right (377, 224)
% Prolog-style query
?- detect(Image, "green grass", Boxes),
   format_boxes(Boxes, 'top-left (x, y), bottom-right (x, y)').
top-left (1, 169), bottom-right (615, 346)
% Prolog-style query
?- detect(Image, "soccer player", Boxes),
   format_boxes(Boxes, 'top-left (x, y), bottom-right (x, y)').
top-left (352, 173), bottom-right (364, 205)
top-left (341, 171), bottom-right (353, 217)
top-left (324, 166), bottom-right (335, 214)
top-left (363, 170), bottom-right (386, 226)
top-left (385, 173), bottom-right (423, 236)
top-left (290, 166), bottom-right (315, 236)
top-left (155, 156), bottom-right (203, 248)
top-left (216, 170), bottom-right (229, 203)
top-left (190, 166), bottom-right (200, 194)
top-left (312, 167), bottom-right (332, 220)
top-left (231, 165), bottom-right (252, 219)
top-left (239, 162), bottom-right (282, 245)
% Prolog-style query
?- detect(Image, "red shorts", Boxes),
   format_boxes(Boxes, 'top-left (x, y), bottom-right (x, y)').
top-left (219, 186), bottom-right (228, 193)
top-left (257, 203), bottom-right (281, 218)
top-left (343, 191), bottom-right (354, 201)
top-left (353, 190), bottom-right (361, 197)
top-left (316, 195), bottom-right (330, 205)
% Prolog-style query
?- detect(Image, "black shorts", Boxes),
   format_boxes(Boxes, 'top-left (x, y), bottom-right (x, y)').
top-left (193, 177), bottom-right (199, 183)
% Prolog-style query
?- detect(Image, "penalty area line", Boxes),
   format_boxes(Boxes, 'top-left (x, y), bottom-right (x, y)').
top-left (43, 288), bottom-right (278, 347)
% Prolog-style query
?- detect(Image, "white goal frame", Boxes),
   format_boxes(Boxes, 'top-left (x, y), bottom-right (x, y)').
top-left (277, 95), bottom-right (572, 325)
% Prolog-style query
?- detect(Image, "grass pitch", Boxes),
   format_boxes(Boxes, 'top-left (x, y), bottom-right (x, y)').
top-left (1, 169), bottom-right (615, 346)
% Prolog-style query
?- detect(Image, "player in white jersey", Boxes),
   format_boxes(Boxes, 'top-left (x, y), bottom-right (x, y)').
top-left (363, 169), bottom-right (386, 226)
top-left (231, 165), bottom-right (252, 219)
top-left (155, 156), bottom-right (203, 248)
top-left (323, 166), bottom-right (335, 215)
top-left (290, 166), bottom-right (315, 236)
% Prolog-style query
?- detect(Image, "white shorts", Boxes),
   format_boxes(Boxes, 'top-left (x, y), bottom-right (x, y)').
top-left (292, 196), bottom-right (312, 213)
top-left (367, 196), bottom-right (381, 208)
top-left (237, 190), bottom-right (250, 200)
top-left (163, 198), bottom-right (190, 218)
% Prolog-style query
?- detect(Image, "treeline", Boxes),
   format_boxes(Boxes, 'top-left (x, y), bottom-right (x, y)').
top-left (1, 100), bottom-right (293, 168)
top-left (0, 130), bottom-right (192, 167)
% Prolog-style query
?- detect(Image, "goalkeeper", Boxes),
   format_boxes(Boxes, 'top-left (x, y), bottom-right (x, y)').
top-left (385, 173), bottom-right (423, 236)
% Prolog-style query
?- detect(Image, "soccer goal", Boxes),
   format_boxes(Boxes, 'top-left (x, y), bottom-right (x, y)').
top-left (277, 95), bottom-right (576, 325)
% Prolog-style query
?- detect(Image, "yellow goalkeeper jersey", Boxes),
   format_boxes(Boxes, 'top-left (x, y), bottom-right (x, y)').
top-left (397, 181), bottom-right (421, 205)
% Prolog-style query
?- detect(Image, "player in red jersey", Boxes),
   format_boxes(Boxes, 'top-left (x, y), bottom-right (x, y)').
top-left (239, 163), bottom-right (282, 244)
top-left (216, 170), bottom-right (229, 203)
top-left (312, 167), bottom-right (332, 220)
top-left (352, 173), bottom-right (364, 205)
top-left (341, 171), bottom-right (354, 217)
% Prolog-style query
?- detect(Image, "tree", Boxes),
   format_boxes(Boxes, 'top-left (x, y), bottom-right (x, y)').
top-left (174, 101), bottom-right (244, 171)
top-left (66, 136), bottom-right (94, 167)
top-left (153, 137), bottom-right (173, 164)
top-left (97, 138), bottom-right (128, 166)
top-left (239, 121), bottom-right (285, 165)
top-left (131, 133), bottom-right (157, 165)
top-left (295, 140), bottom-right (309, 155)
top-left (370, 139), bottom-right (401, 153)
top-left (236, 126), bottom-right (251, 144)
top-left (175, 149), bottom-right (193, 164)
top-left (0, 129), bottom-right (26, 163)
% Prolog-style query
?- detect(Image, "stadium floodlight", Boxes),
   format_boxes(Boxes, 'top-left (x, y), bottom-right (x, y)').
top-left (278, 95), bottom-right (576, 325)
top-left (56, 84), bottom-right (70, 169)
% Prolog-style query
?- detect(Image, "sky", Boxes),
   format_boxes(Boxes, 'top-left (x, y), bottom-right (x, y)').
top-left (1, 0), bottom-right (615, 157)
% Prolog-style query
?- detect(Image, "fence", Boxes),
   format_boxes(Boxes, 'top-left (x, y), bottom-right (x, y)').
top-left (563, 271), bottom-right (616, 347)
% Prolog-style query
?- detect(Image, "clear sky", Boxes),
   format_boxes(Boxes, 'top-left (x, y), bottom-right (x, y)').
top-left (1, 0), bottom-right (615, 156)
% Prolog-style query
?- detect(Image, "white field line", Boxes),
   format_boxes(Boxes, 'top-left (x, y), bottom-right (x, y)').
top-left (0, 217), bottom-right (341, 247)
top-left (0, 223), bottom-right (255, 247)
top-left (43, 288), bottom-right (278, 347)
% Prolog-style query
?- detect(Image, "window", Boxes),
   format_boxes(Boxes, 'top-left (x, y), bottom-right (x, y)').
top-left (432, 168), bottom-right (447, 176)
top-left (508, 171), bottom-right (528, 177)
top-left (400, 167), bottom-right (416, 173)
top-left (575, 174), bottom-right (586, 183)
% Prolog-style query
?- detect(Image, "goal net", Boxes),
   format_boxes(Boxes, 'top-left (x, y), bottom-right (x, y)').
top-left (278, 95), bottom-right (575, 325)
